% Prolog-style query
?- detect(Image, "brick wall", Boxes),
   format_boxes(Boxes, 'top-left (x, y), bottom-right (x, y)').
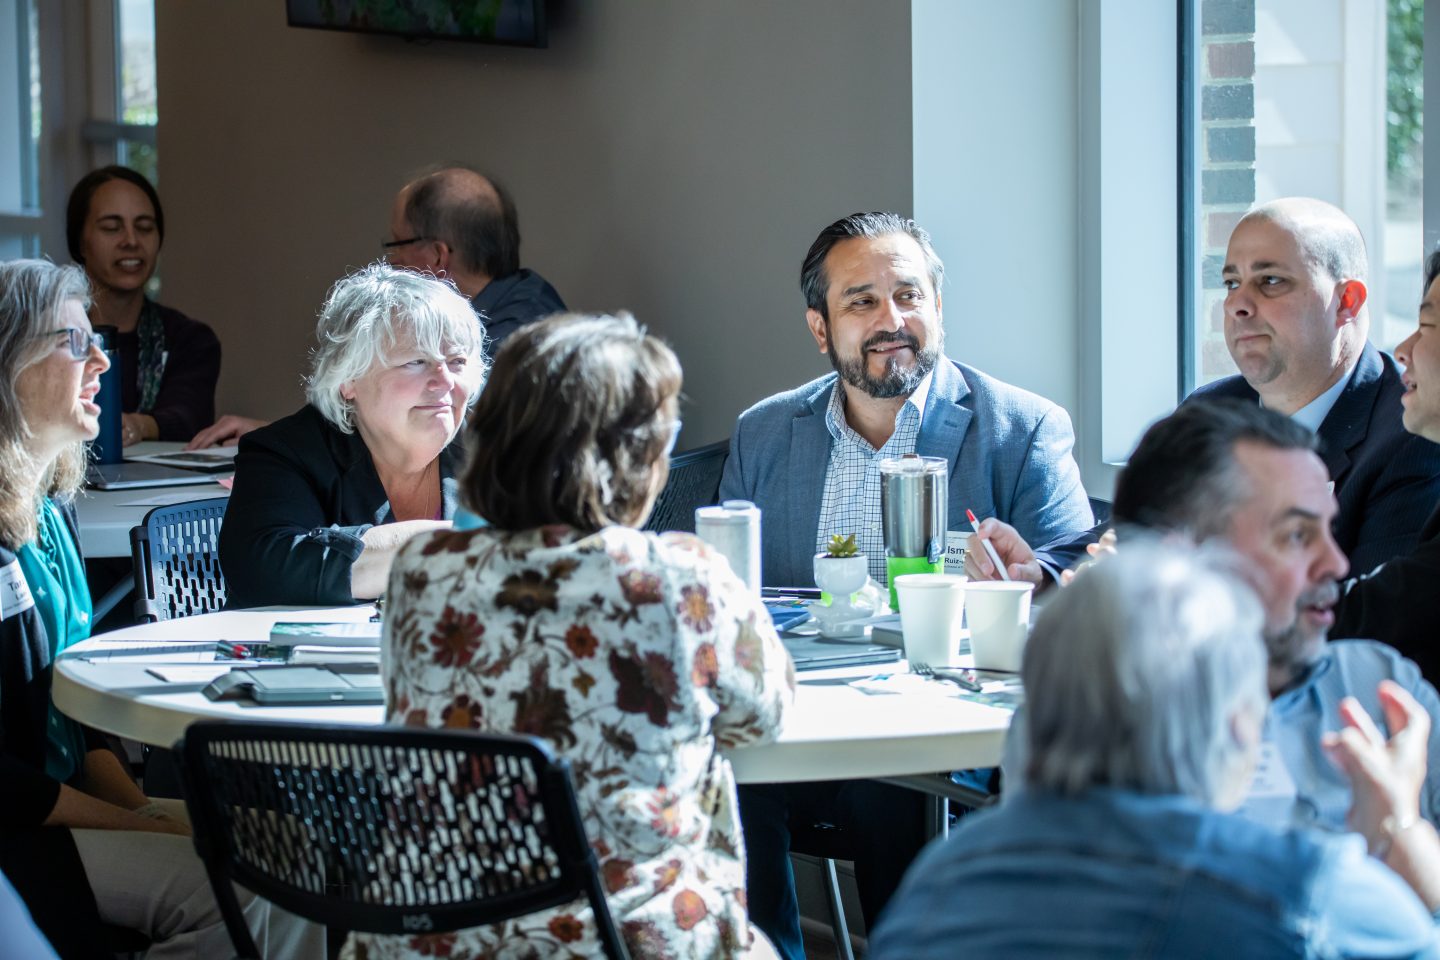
top-left (1197, 0), bottom-right (1257, 385)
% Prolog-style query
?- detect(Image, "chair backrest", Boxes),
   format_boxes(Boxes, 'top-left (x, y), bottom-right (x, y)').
top-left (130, 497), bottom-right (228, 622)
top-left (643, 438), bottom-right (729, 534)
top-left (177, 722), bottom-right (629, 960)
top-left (1089, 496), bottom-right (1113, 527)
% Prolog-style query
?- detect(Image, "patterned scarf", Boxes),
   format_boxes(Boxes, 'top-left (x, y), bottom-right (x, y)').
top-left (136, 298), bottom-right (167, 412)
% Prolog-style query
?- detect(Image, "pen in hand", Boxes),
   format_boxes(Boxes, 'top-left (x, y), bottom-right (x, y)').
top-left (965, 509), bottom-right (1012, 582)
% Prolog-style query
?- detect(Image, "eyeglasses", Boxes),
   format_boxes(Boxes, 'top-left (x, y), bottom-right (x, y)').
top-left (44, 327), bottom-right (103, 360)
top-left (381, 235), bottom-right (431, 251)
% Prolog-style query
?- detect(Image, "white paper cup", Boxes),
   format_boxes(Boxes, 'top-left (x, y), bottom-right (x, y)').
top-left (894, 573), bottom-right (967, 668)
top-left (965, 581), bottom-right (1035, 672)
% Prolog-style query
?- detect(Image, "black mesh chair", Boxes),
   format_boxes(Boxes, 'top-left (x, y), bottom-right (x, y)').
top-left (177, 722), bottom-right (630, 960)
top-left (131, 496), bottom-right (228, 622)
top-left (644, 439), bottom-right (729, 534)
top-left (1089, 496), bottom-right (1113, 527)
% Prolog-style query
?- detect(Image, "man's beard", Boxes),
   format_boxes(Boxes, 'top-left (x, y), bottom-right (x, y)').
top-left (1263, 580), bottom-right (1338, 681)
top-left (828, 330), bottom-right (939, 399)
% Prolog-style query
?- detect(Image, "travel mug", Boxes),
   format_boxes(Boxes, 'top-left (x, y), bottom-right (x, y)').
top-left (880, 454), bottom-right (948, 610)
top-left (88, 325), bottom-right (123, 464)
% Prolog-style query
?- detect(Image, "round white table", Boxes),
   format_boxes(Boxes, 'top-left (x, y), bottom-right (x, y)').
top-left (53, 608), bottom-right (1014, 785)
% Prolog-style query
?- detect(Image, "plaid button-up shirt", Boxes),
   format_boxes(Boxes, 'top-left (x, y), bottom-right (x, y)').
top-left (815, 374), bottom-right (932, 583)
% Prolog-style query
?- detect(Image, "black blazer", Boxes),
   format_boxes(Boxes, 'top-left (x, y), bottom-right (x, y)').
top-left (1331, 503), bottom-right (1440, 678)
top-left (220, 404), bottom-right (466, 609)
top-left (1038, 342), bottom-right (1440, 576)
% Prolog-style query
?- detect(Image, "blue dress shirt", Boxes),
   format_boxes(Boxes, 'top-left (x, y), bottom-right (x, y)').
top-left (1250, 639), bottom-right (1440, 831)
top-left (871, 789), bottom-right (1440, 959)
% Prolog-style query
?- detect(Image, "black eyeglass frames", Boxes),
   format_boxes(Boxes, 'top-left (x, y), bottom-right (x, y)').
top-left (381, 235), bottom-right (432, 250)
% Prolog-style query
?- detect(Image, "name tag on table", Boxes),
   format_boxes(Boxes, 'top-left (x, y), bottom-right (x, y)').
top-left (944, 531), bottom-right (968, 575)
top-left (1236, 740), bottom-right (1299, 828)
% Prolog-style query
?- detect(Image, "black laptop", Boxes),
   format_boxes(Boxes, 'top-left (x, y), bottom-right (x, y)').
top-left (86, 461), bottom-right (223, 490)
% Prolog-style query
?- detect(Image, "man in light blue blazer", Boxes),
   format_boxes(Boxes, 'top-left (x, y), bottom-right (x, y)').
top-left (719, 212), bottom-right (1093, 588)
top-left (722, 211), bottom-right (1094, 960)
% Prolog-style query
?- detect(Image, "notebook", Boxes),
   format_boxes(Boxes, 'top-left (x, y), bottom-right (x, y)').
top-left (203, 664), bottom-right (384, 705)
top-left (782, 633), bottom-right (900, 672)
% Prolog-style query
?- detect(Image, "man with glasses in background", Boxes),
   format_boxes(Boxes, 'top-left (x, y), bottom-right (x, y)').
top-left (970, 197), bottom-right (1440, 585)
top-left (382, 165), bottom-right (565, 346)
top-left (190, 165), bottom-right (565, 449)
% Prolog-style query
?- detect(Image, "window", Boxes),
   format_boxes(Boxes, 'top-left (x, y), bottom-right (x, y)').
top-left (0, 0), bottom-right (157, 264)
top-left (0, 0), bottom-right (42, 259)
top-left (1185, 0), bottom-right (1423, 392)
top-left (93, 0), bottom-right (157, 184)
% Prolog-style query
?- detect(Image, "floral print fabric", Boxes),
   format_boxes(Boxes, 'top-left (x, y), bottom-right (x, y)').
top-left (343, 525), bottom-right (794, 960)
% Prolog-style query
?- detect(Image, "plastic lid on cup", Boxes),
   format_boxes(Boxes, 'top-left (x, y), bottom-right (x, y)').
top-left (879, 454), bottom-right (947, 476)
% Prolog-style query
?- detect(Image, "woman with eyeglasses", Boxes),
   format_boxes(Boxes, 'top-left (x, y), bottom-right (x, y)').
top-left (347, 314), bottom-right (793, 960)
top-left (67, 165), bottom-right (220, 446)
top-left (0, 259), bottom-right (321, 957)
top-left (219, 262), bottom-right (486, 608)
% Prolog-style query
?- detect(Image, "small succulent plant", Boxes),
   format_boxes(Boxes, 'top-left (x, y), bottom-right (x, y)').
top-left (825, 533), bottom-right (859, 558)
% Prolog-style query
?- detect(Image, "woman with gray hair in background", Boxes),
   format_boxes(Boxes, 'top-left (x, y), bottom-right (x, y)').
top-left (220, 262), bottom-right (486, 607)
top-left (871, 541), bottom-right (1440, 959)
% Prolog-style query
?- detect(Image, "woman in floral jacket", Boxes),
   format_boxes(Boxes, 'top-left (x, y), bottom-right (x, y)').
top-left (348, 313), bottom-right (794, 960)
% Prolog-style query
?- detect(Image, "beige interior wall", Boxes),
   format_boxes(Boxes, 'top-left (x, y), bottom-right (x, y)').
top-left (154, 1), bottom-right (913, 447)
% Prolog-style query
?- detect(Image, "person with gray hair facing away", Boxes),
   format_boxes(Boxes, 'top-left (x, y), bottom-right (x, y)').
top-left (219, 262), bottom-right (487, 607)
top-left (872, 542), bottom-right (1440, 959)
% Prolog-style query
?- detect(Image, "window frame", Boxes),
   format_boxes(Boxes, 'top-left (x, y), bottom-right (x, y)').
top-left (1075, 0), bottom-right (1188, 499)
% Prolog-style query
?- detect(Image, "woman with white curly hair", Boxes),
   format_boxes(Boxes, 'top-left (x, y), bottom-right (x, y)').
top-left (220, 262), bottom-right (487, 607)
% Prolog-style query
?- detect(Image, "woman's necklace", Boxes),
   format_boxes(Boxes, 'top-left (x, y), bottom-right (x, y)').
top-left (388, 459), bottom-right (439, 520)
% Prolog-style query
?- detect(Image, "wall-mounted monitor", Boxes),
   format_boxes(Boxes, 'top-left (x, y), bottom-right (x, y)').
top-left (286, 0), bottom-right (547, 49)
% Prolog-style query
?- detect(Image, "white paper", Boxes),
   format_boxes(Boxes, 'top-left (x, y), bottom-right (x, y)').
top-left (849, 672), bottom-right (941, 697)
top-left (944, 530), bottom-right (969, 575)
top-left (145, 665), bottom-right (235, 683)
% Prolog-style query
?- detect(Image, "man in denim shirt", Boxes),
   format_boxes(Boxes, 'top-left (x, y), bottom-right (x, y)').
top-left (994, 401), bottom-right (1440, 834)
top-left (1114, 402), bottom-right (1440, 832)
top-left (872, 543), bottom-right (1440, 959)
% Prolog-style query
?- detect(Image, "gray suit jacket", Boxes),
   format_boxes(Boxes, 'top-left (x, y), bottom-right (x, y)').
top-left (718, 358), bottom-right (1094, 587)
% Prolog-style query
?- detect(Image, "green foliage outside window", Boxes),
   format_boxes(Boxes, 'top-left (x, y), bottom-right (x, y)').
top-left (1388, 0), bottom-right (1423, 183)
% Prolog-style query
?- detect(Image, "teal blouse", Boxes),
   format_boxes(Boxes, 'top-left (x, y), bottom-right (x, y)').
top-left (16, 497), bottom-right (92, 784)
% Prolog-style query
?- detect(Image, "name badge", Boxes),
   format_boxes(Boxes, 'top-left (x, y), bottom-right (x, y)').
top-left (1236, 739), bottom-right (1299, 829)
top-left (0, 559), bottom-right (34, 621)
top-left (944, 530), bottom-right (969, 575)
